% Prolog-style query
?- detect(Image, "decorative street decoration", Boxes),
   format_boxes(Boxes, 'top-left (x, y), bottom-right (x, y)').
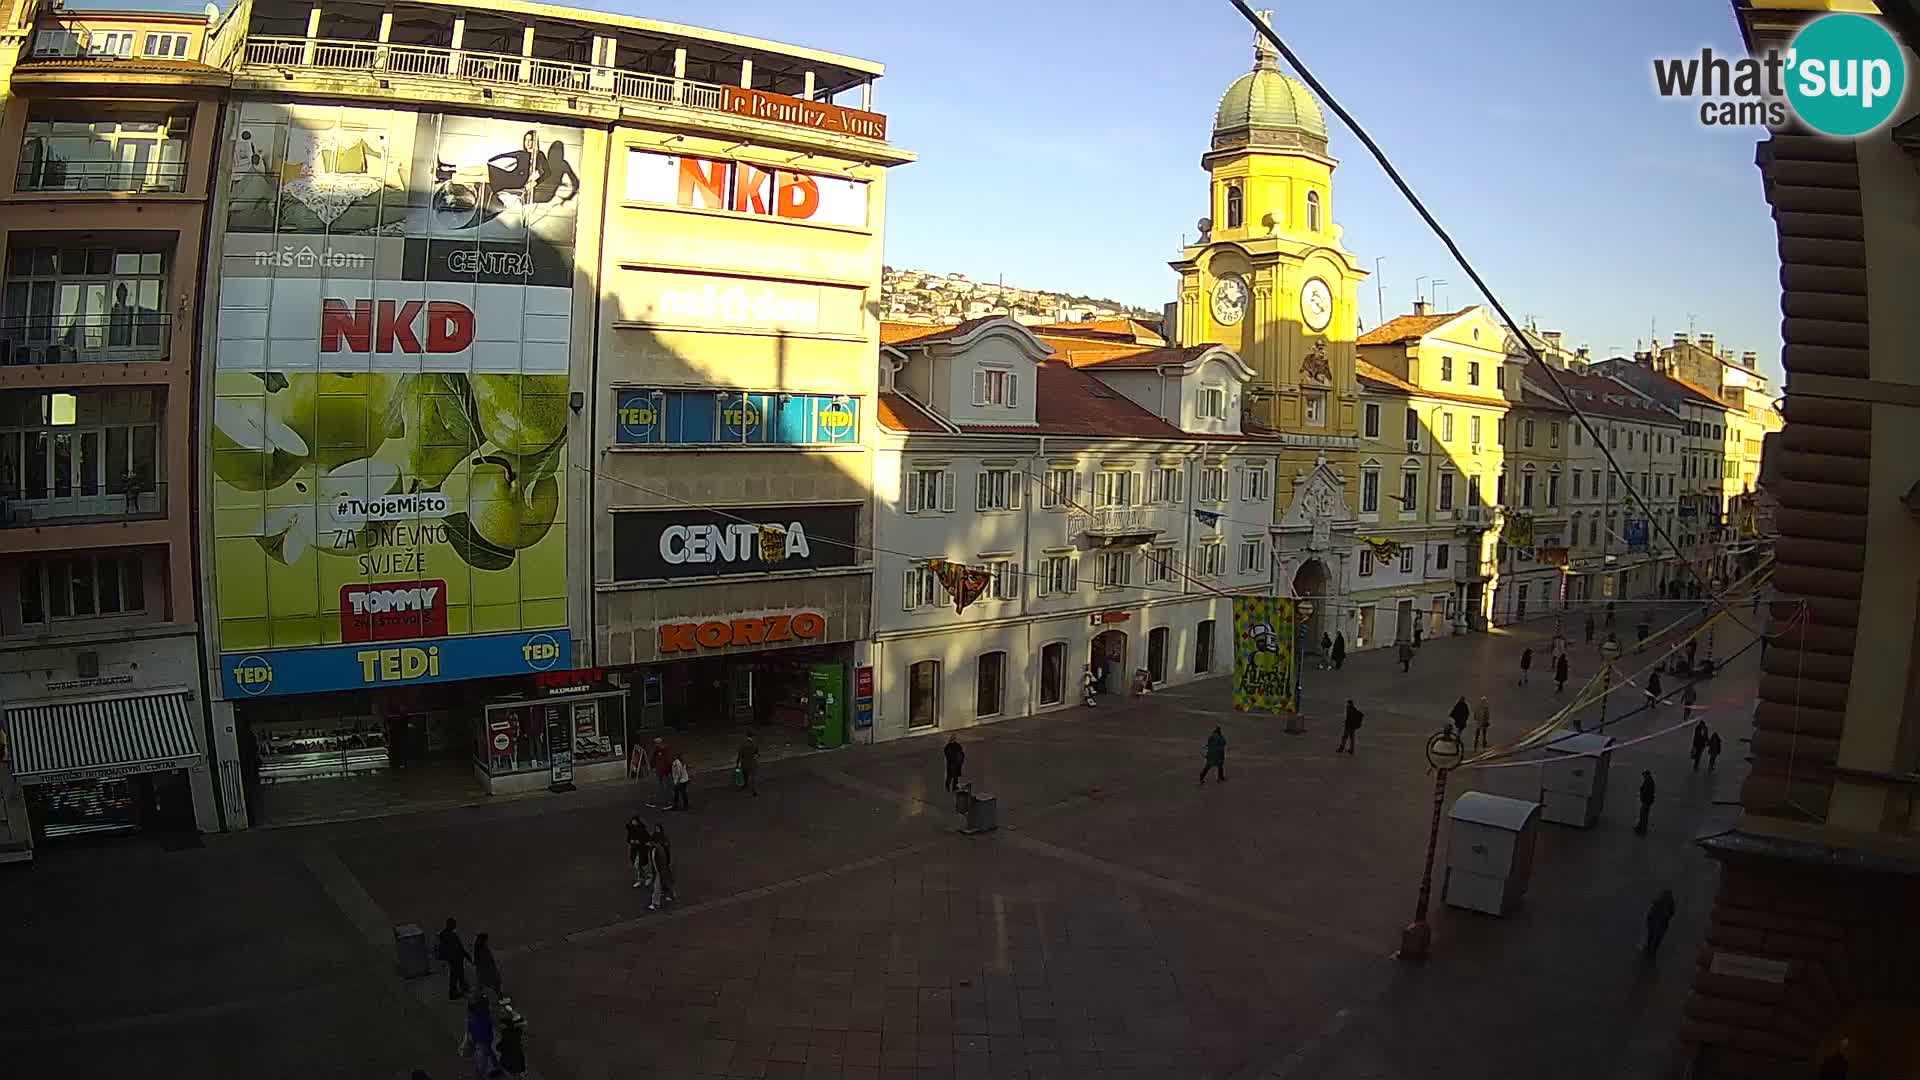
top-left (1232, 596), bottom-right (1299, 715)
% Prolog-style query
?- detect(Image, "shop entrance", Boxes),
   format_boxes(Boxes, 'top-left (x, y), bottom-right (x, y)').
top-left (1292, 559), bottom-right (1329, 646)
top-left (23, 768), bottom-right (196, 843)
top-left (1090, 630), bottom-right (1127, 697)
top-left (643, 643), bottom-right (852, 761)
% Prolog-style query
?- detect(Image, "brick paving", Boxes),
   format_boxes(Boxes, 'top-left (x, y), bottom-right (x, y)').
top-left (0, 605), bottom-right (1750, 1080)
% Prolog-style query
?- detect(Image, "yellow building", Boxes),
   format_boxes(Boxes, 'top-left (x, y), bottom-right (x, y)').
top-left (1168, 10), bottom-right (1369, 638)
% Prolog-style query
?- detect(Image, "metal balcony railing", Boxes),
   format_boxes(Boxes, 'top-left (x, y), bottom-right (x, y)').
top-left (15, 158), bottom-right (189, 194)
top-left (0, 313), bottom-right (171, 365)
top-left (0, 481), bottom-right (167, 528)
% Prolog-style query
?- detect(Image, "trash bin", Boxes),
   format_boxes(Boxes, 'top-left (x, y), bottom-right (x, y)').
top-left (954, 780), bottom-right (973, 815)
top-left (393, 923), bottom-right (429, 978)
top-left (965, 792), bottom-right (997, 833)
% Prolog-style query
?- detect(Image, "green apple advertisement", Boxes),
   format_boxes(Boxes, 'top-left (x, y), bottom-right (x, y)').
top-left (211, 102), bottom-right (582, 697)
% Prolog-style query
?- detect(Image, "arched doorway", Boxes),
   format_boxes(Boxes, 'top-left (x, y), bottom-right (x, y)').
top-left (1090, 630), bottom-right (1127, 698)
top-left (1292, 559), bottom-right (1329, 653)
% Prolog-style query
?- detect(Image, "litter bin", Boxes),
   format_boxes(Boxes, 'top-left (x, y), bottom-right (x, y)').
top-left (965, 792), bottom-right (997, 834)
top-left (954, 780), bottom-right (973, 815)
top-left (393, 923), bottom-right (429, 978)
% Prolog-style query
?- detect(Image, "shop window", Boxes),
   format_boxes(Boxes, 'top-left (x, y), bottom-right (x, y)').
top-left (1195, 620), bottom-right (1216, 674)
top-left (612, 389), bottom-right (860, 446)
top-left (976, 652), bottom-right (1006, 718)
top-left (1148, 626), bottom-right (1169, 684)
top-left (908, 660), bottom-right (941, 729)
top-left (1040, 642), bottom-right (1067, 705)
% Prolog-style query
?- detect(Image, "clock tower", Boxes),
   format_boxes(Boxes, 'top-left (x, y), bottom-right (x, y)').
top-left (1171, 9), bottom-right (1369, 438)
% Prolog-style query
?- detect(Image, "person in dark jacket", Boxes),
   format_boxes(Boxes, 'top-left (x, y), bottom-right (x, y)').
top-left (1413, 623), bottom-right (1423, 648)
top-left (736, 733), bottom-right (759, 796)
top-left (463, 994), bottom-right (496, 1078)
top-left (1690, 722), bottom-right (1709, 772)
top-left (1449, 696), bottom-right (1471, 741)
top-left (1199, 727), bottom-right (1228, 783)
top-left (1707, 731), bottom-right (1724, 771)
top-left (1584, 612), bottom-right (1596, 644)
top-left (496, 1000), bottom-right (528, 1078)
top-left (1635, 617), bottom-right (1651, 652)
top-left (1554, 652), bottom-right (1570, 694)
top-left (473, 932), bottom-right (502, 997)
top-left (1644, 889), bottom-right (1677, 955)
top-left (648, 823), bottom-right (674, 911)
top-left (437, 917), bottom-right (470, 1000)
top-left (1646, 669), bottom-right (1664, 710)
top-left (1319, 632), bottom-right (1333, 670)
top-left (1337, 701), bottom-right (1363, 754)
top-left (1331, 632), bottom-right (1347, 671)
top-left (1397, 639), bottom-right (1414, 673)
top-left (943, 734), bottom-right (965, 792)
top-left (1635, 770), bottom-right (1657, 834)
top-left (1518, 647), bottom-right (1533, 687)
top-left (627, 815), bottom-right (651, 889)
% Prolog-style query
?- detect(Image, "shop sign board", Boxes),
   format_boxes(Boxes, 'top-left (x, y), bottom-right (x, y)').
top-left (657, 611), bottom-right (827, 655)
top-left (221, 630), bottom-right (569, 698)
top-left (210, 102), bottom-right (581, 691)
top-left (853, 664), bottom-right (874, 731)
top-left (1089, 610), bottom-right (1131, 626)
top-left (488, 716), bottom-right (514, 754)
top-left (625, 149), bottom-right (871, 225)
top-left (545, 704), bottom-right (574, 787)
top-left (612, 505), bottom-right (860, 582)
top-left (720, 87), bottom-right (888, 142)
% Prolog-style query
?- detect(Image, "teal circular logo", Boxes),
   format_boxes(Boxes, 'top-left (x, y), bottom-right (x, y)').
top-left (1787, 13), bottom-right (1906, 137)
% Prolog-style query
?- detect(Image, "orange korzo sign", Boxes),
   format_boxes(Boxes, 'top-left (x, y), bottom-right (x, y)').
top-left (721, 86), bottom-right (887, 141)
top-left (658, 611), bottom-right (828, 654)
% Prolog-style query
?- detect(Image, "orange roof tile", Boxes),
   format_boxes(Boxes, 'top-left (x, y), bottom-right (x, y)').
top-left (1355, 308), bottom-right (1471, 346)
top-left (960, 360), bottom-right (1190, 439)
top-left (1029, 319), bottom-right (1167, 347)
top-left (876, 392), bottom-right (949, 433)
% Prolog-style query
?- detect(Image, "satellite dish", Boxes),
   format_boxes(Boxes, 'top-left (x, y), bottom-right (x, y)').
top-left (206, 3), bottom-right (219, 19)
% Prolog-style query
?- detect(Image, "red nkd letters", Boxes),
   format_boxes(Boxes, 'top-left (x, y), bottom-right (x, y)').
top-left (321, 299), bottom-right (476, 354)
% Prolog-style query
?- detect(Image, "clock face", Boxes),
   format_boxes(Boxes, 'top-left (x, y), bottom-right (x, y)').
top-left (1211, 274), bottom-right (1249, 326)
top-left (1301, 277), bottom-right (1334, 332)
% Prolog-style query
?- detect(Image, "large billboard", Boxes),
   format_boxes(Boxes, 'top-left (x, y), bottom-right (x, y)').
top-left (610, 504), bottom-right (861, 582)
top-left (1232, 596), bottom-right (1298, 715)
top-left (210, 102), bottom-right (582, 699)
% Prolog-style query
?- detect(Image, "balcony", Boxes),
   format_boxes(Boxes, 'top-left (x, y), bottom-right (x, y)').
top-left (15, 158), bottom-right (188, 195)
top-left (237, 37), bottom-right (886, 142)
top-left (0, 314), bottom-right (171, 366)
top-left (1073, 507), bottom-right (1164, 547)
top-left (1, 480), bottom-right (166, 528)
top-left (1453, 506), bottom-right (1491, 533)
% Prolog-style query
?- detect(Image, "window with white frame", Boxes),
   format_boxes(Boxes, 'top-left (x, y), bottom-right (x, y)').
top-left (143, 32), bottom-right (190, 57)
top-left (1037, 553), bottom-right (1077, 596)
top-left (1197, 541), bottom-right (1225, 577)
top-left (976, 467), bottom-right (1021, 511)
top-left (1405, 409), bottom-right (1420, 446)
top-left (1440, 356), bottom-right (1454, 382)
top-left (1198, 465), bottom-right (1228, 503)
top-left (1548, 470), bottom-right (1561, 507)
top-left (904, 466), bottom-right (954, 513)
top-left (1398, 547), bottom-right (1415, 574)
top-left (1468, 360), bottom-right (1481, 386)
top-left (1360, 468), bottom-right (1380, 513)
top-left (1438, 471), bottom-right (1455, 511)
top-left (1198, 386), bottom-right (1227, 419)
top-left (1242, 465), bottom-right (1271, 502)
top-left (1400, 469), bottom-right (1419, 512)
top-left (1573, 423), bottom-right (1584, 446)
top-left (973, 367), bottom-right (1018, 407)
top-left (1150, 465), bottom-right (1183, 505)
top-left (1364, 402), bottom-right (1381, 438)
top-left (1147, 545), bottom-right (1177, 583)
top-left (1469, 473), bottom-right (1483, 506)
top-left (1435, 544), bottom-right (1451, 570)
top-left (1440, 412), bottom-right (1455, 442)
top-left (1304, 390), bottom-right (1327, 427)
top-left (984, 559), bottom-right (1019, 600)
top-left (902, 564), bottom-right (944, 610)
top-left (1237, 536), bottom-right (1268, 574)
top-left (1469, 415), bottom-right (1481, 445)
top-left (1523, 418), bottom-right (1536, 447)
top-left (1549, 422), bottom-right (1560, 449)
top-left (1040, 465), bottom-right (1078, 509)
top-left (1359, 548), bottom-right (1375, 576)
top-left (1095, 469), bottom-right (1138, 508)
top-left (1099, 550), bottom-right (1133, 587)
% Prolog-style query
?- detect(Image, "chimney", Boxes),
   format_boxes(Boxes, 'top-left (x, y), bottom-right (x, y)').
top-left (1576, 346), bottom-right (1590, 361)
top-left (1698, 333), bottom-right (1715, 353)
top-left (1741, 350), bottom-right (1758, 368)
top-left (1163, 300), bottom-right (1180, 347)
top-left (1543, 330), bottom-right (1563, 350)
top-left (1412, 299), bottom-right (1431, 317)
top-left (1673, 332), bottom-right (1689, 346)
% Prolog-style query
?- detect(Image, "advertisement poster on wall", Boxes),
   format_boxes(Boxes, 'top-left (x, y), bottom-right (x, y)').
top-left (1232, 596), bottom-right (1298, 716)
top-left (211, 102), bottom-right (582, 698)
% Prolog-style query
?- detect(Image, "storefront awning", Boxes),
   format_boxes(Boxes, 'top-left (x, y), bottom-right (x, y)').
top-left (5, 690), bottom-right (202, 785)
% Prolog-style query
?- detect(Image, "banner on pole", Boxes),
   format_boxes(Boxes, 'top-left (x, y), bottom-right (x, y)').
top-left (1233, 595), bottom-right (1298, 715)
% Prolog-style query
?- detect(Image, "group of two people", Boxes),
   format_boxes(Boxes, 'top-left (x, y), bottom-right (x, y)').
top-left (626, 814), bottom-right (676, 911)
top-left (1516, 646), bottom-right (1572, 694)
top-left (630, 737), bottom-right (693, 811)
top-left (434, 918), bottom-right (527, 1079)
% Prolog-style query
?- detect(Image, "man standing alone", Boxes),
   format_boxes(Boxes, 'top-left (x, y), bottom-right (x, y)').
top-left (943, 734), bottom-right (966, 792)
top-left (1337, 701), bottom-right (1363, 754)
top-left (1200, 726), bottom-right (1228, 782)
top-left (1635, 770), bottom-right (1657, 835)
top-left (1554, 651), bottom-right (1570, 694)
top-left (437, 917), bottom-right (469, 1000)
top-left (1449, 696), bottom-right (1471, 742)
top-left (736, 733), bottom-right (759, 796)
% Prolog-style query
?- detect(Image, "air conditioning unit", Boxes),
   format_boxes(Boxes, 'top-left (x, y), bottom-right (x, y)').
top-left (77, 651), bottom-right (100, 679)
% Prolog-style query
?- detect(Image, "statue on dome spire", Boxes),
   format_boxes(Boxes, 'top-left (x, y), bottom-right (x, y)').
top-left (1253, 9), bottom-right (1279, 71)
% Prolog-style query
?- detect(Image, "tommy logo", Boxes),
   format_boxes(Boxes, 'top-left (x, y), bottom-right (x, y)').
top-left (658, 611), bottom-right (827, 654)
top-left (340, 580), bottom-right (449, 642)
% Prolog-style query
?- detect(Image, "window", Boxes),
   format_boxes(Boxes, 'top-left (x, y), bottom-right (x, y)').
top-left (973, 368), bottom-right (1018, 408)
top-left (902, 565), bottom-right (944, 610)
top-left (3, 245), bottom-right (170, 363)
top-left (1040, 466), bottom-right (1079, 509)
top-left (1237, 536), bottom-right (1268, 574)
top-left (904, 467), bottom-right (954, 513)
top-left (1095, 469), bottom-right (1138, 508)
top-left (1399, 547), bottom-right (1415, 574)
top-left (1197, 542), bottom-right (1226, 577)
top-left (1304, 391), bottom-right (1327, 427)
top-left (1242, 466), bottom-right (1271, 502)
top-left (1549, 422), bottom-right (1560, 449)
top-left (1573, 423), bottom-right (1583, 446)
top-left (1469, 415), bottom-right (1481, 445)
top-left (1468, 361), bottom-right (1481, 386)
top-left (1440, 356), bottom-right (1454, 382)
top-left (985, 560), bottom-right (1019, 601)
top-left (1523, 419), bottom-right (1536, 448)
top-left (19, 554), bottom-right (144, 621)
top-left (18, 107), bottom-right (193, 194)
top-left (1037, 553), bottom-right (1077, 596)
top-left (1572, 471), bottom-right (1582, 499)
top-left (612, 390), bottom-right (860, 446)
top-left (1195, 620), bottom-right (1216, 674)
top-left (1197, 385), bottom-right (1227, 420)
top-left (908, 661), bottom-right (941, 729)
top-left (1198, 466), bottom-right (1228, 504)
top-left (1610, 427), bottom-right (1619, 450)
top-left (1305, 189), bottom-right (1322, 232)
top-left (976, 467), bottom-right (1021, 511)
top-left (1497, 366), bottom-right (1506, 390)
top-left (1400, 469), bottom-right (1419, 512)
top-left (1435, 544), bottom-right (1451, 570)
top-left (1360, 468), bottom-right (1380, 513)
top-left (142, 32), bottom-right (190, 57)
top-left (1147, 545), bottom-right (1177, 583)
top-left (1405, 409), bottom-right (1420, 446)
top-left (1099, 550), bottom-right (1133, 587)
top-left (1040, 642), bottom-right (1068, 705)
top-left (1359, 548), bottom-right (1375, 576)
top-left (33, 30), bottom-right (79, 56)
top-left (1608, 474), bottom-right (1617, 498)
top-left (1438, 471), bottom-right (1455, 511)
top-left (1522, 469), bottom-right (1536, 508)
top-left (1148, 626), bottom-right (1170, 684)
top-left (1496, 472), bottom-right (1507, 505)
top-left (1441, 413), bottom-right (1455, 442)
top-left (1588, 517), bottom-right (1600, 545)
top-left (1225, 182), bottom-right (1244, 229)
top-left (1468, 473), bottom-right (1482, 506)
top-left (976, 652), bottom-right (1006, 718)
top-left (0, 389), bottom-right (160, 510)
top-left (1497, 418), bottom-right (1507, 446)
top-left (1548, 471), bottom-right (1561, 507)
top-left (1364, 402), bottom-right (1381, 438)
top-left (1150, 466), bottom-right (1183, 505)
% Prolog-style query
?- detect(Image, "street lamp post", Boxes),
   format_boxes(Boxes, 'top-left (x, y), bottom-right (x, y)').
top-left (1596, 637), bottom-right (1622, 732)
top-left (1397, 728), bottom-right (1464, 964)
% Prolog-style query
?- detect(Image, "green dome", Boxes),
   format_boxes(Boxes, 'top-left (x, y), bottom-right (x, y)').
top-left (1213, 63), bottom-right (1326, 141)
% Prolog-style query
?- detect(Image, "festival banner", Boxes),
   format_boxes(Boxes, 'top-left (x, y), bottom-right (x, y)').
top-left (1232, 595), bottom-right (1298, 715)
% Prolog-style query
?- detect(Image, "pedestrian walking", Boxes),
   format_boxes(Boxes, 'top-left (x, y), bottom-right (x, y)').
top-left (647, 824), bottom-right (674, 911)
top-left (1397, 639), bottom-right (1414, 674)
top-left (1449, 696), bottom-right (1471, 742)
top-left (1686, 638), bottom-right (1699, 670)
top-left (1200, 726), bottom-right (1228, 782)
top-left (1643, 889), bottom-right (1677, 956)
top-left (1584, 612), bottom-right (1596, 644)
top-left (496, 1003), bottom-right (528, 1079)
top-left (1319, 632), bottom-right (1333, 670)
top-left (1473, 696), bottom-right (1491, 750)
top-left (1082, 665), bottom-right (1099, 707)
top-left (1646, 669), bottom-right (1664, 710)
top-left (1519, 647), bottom-right (1533, 687)
top-left (436, 917), bottom-right (470, 1000)
top-left (1636, 617), bottom-right (1650, 652)
top-left (736, 733), bottom-right (759, 796)
top-left (1634, 770), bottom-right (1656, 834)
top-left (1554, 652), bottom-right (1570, 694)
top-left (1606, 601), bottom-right (1616, 629)
top-left (1707, 731), bottom-right (1723, 771)
top-left (1690, 721), bottom-right (1709, 772)
top-left (460, 994), bottom-right (496, 1080)
top-left (670, 753), bottom-right (691, 811)
top-left (473, 933), bottom-right (502, 997)
top-left (1331, 631), bottom-right (1347, 671)
top-left (1337, 700), bottom-right (1363, 754)
top-left (1681, 683), bottom-right (1699, 721)
top-left (1413, 623), bottom-right (1423, 649)
top-left (944, 734), bottom-right (966, 792)
top-left (649, 737), bottom-right (673, 809)
top-left (627, 815), bottom-right (652, 889)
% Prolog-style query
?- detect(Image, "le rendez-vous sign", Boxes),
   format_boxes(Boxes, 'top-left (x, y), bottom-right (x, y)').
top-left (720, 86), bottom-right (887, 142)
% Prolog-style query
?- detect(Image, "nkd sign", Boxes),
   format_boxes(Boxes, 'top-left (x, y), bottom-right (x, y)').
top-left (322, 299), bottom-right (475, 354)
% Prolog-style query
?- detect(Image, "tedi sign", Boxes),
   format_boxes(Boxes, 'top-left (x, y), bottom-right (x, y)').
top-left (613, 504), bottom-right (860, 582)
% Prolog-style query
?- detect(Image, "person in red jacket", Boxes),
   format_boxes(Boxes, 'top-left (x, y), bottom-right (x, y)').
top-left (649, 738), bottom-right (674, 809)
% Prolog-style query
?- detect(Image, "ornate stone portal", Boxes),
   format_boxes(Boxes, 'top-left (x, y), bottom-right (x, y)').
top-left (1272, 453), bottom-right (1357, 644)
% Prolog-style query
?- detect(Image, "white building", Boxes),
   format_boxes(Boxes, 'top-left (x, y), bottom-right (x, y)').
top-left (869, 318), bottom-right (1279, 739)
